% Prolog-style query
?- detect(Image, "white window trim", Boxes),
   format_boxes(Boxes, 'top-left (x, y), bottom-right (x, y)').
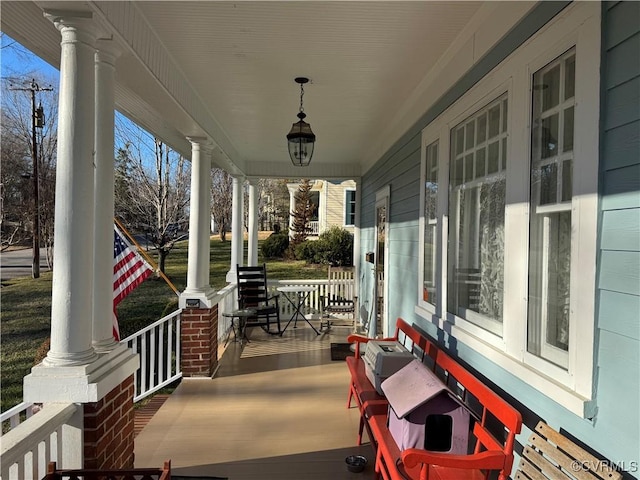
top-left (418, 134), bottom-right (440, 316)
top-left (376, 185), bottom-right (391, 337)
top-left (415, 1), bottom-right (600, 417)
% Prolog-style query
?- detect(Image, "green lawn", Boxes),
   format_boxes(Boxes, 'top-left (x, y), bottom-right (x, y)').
top-left (0, 237), bottom-right (326, 413)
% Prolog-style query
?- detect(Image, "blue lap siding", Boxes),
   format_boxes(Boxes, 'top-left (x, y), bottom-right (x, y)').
top-left (358, 1), bottom-right (640, 477)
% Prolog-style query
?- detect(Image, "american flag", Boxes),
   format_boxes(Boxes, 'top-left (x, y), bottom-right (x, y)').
top-left (113, 224), bottom-right (154, 340)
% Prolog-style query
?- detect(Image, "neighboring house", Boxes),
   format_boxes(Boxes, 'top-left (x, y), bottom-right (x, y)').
top-left (287, 180), bottom-right (356, 237)
top-left (356, 1), bottom-right (639, 476)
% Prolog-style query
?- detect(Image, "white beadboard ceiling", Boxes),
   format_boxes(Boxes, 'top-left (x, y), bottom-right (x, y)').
top-left (2, 1), bottom-right (485, 179)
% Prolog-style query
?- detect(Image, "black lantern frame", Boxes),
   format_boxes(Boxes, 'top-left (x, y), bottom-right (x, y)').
top-left (287, 77), bottom-right (316, 166)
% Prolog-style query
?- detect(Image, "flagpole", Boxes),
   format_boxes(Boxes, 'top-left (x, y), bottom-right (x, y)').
top-left (114, 218), bottom-right (180, 296)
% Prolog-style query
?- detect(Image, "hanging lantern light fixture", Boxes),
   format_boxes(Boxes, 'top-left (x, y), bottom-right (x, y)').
top-left (286, 77), bottom-right (316, 166)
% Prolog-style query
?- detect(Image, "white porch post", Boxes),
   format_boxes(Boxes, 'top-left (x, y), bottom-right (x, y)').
top-left (354, 178), bottom-right (362, 324)
top-left (43, 13), bottom-right (98, 367)
top-left (24, 11), bottom-right (138, 408)
top-left (247, 178), bottom-right (259, 266)
top-left (93, 41), bottom-right (120, 352)
top-left (180, 138), bottom-right (215, 308)
top-left (227, 175), bottom-right (244, 282)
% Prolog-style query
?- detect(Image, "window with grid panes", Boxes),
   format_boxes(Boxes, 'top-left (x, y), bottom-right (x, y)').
top-left (448, 94), bottom-right (508, 336)
top-left (527, 49), bottom-right (575, 369)
top-left (416, 3), bottom-right (600, 415)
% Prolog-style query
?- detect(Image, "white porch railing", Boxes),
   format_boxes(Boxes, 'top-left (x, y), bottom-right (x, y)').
top-left (121, 308), bottom-right (182, 403)
top-left (216, 278), bottom-right (335, 333)
top-left (216, 283), bottom-right (238, 344)
top-left (1, 402), bottom-right (37, 434)
top-left (267, 279), bottom-right (326, 318)
top-left (308, 221), bottom-right (319, 236)
top-left (0, 403), bottom-right (79, 480)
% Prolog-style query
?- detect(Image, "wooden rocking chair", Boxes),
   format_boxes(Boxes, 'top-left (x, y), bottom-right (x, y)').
top-left (320, 266), bottom-right (357, 332)
top-left (236, 264), bottom-right (282, 335)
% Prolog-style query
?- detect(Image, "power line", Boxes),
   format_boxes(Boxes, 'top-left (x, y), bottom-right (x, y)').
top-left (9, 78), bottom-right (53, 279)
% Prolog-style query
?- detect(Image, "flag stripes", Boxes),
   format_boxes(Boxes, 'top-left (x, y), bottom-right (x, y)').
top-left (113, 224), bottom-right (154, 339)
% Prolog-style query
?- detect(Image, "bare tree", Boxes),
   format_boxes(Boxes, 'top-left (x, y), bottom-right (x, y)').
top-left (1, 75), bottom-right (57, 264)
top-left (114, 119), bottom-right (190, 273)
top-left (258, 178), bottom-right (290, 232)
top-left (210, 168), bottom-right (232, 241)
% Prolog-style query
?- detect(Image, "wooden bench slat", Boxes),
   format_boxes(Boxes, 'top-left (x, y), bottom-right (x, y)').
top-left (522, 445), bottom-right (572, 480)
top-left (515, 423), bottom-right (623, 480)
top-left (530, 433), bottom-right (601, 480)
top-left (516, 457), bottom-right (555, 480)
top-left (534, 423), bottom-right (622, 480)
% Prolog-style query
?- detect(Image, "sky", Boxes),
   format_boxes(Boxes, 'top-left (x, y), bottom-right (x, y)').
top-left (1, 33), bottom-right (59, 84)
top-left (1, 32), bottom-right (160, 163)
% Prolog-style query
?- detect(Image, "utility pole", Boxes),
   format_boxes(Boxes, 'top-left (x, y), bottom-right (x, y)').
top-left (10, 79), bottom-right (53, 278)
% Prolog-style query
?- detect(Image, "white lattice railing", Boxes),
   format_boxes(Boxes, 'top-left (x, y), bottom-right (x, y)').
top-left (0, 403), bottom-right (79, 480)
top-left (121, 309), bottom-right (182, 403)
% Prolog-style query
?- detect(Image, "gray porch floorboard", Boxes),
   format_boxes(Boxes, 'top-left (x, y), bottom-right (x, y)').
top-left (134, 324), bottom-right (375, 479)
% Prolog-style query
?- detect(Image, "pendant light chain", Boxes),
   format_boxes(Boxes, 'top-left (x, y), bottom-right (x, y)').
top-left (299, 82), bottom-right (305, 114)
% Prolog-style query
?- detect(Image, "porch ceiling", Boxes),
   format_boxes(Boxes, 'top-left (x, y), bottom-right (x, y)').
top-left (2, 1), bottom-right (486, 179)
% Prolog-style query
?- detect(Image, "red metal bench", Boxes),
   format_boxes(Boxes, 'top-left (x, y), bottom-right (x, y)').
top-left (345, 318), bottom-right (523, 480)
top-left (345, 318), bottom-right (438, 446)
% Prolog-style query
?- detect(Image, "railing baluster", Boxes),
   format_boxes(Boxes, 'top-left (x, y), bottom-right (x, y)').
top-left (54, 425), bottom-right (62, 465)
top-left (24, 449), bottom-right (33, 479)
top-left (175, 315), bottom-right (181, 381)
top-left (141, 331), bottom-right (148, 395)
top-left (166, 320), bottom-right (173, 378)
top-left (131, 339), bottom-right (139, 399)
top-left (42, 433), bottom-right (50, 474)
top-left (151, 327), bottom-right (157, 390)
top-left (158, 322), bottom-right (165, 383)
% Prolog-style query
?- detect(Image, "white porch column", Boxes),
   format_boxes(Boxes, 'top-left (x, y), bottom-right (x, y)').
top-left (43, 13), bottom-right (99, 367)
top-left (93, 40), bottom-right (120, 353)
top-left (354, 178), bottom-right (362, 324)
top-left (24, 11), bottom-right (138, 406)
top-left (180, 138), bottom-right (215, 308)
top-left (227, 175), bottom-right (244, 282)
top-left (247, 178), bottom-right (259, 266)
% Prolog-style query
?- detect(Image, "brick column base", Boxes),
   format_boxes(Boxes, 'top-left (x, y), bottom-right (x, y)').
top-left (181, 305), bottom-right (219, 377)
top-left (83, 375), bottom-right (135, 469)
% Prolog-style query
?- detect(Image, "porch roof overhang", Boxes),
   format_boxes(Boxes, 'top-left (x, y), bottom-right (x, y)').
top-left (1, 1), bottom-right (494, 179)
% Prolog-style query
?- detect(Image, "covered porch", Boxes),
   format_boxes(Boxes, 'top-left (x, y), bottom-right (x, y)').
top-left (134, 324), bottom-right (374, 479)
top-left (2, 2), bottom-right (472, 474)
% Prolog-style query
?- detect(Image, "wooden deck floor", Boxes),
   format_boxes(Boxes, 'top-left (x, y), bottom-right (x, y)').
top-left (133, 323), bottom-right (375, 479)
